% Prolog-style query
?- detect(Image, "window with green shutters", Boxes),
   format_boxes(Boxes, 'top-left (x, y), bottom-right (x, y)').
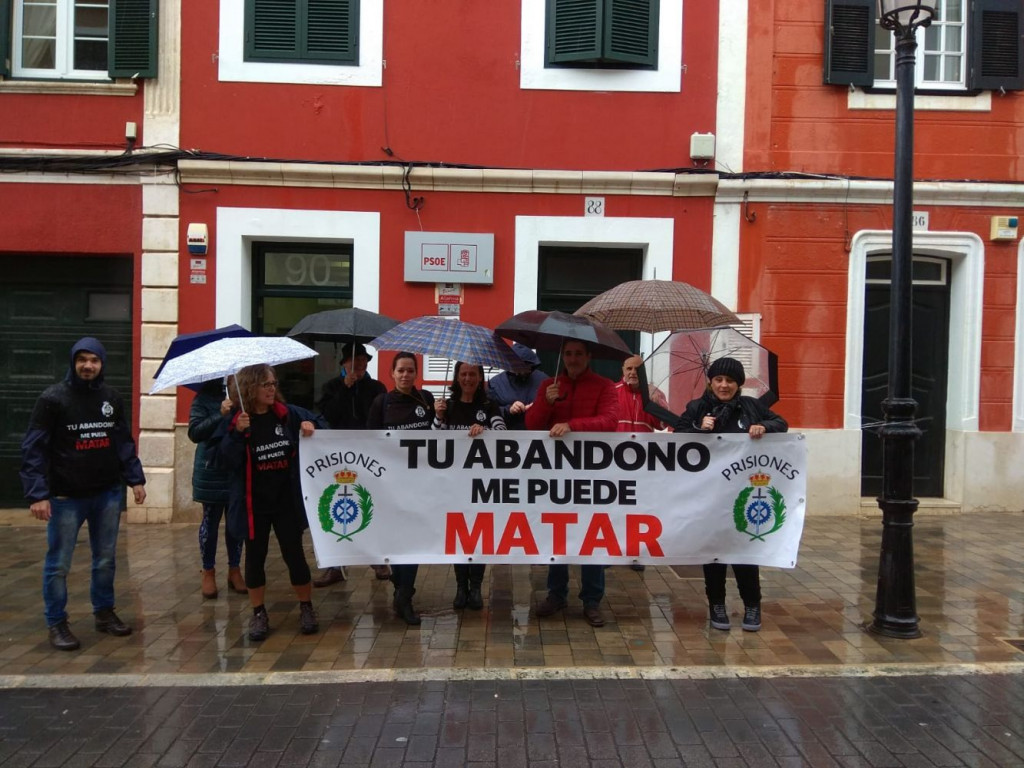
top-left (823, 0), bottom-right (1022, 91)
top-left (0, 0), bottom-right (157, 79)
top-left (245, 0), bottom-right (359, 65)
top-left (545, 0), bottom-right (658, 69)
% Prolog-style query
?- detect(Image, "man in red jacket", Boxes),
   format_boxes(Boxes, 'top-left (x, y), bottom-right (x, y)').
top-left (526, 339), bottom-right (617, 626)
top-left (614, 354), bottom-right (666, 434)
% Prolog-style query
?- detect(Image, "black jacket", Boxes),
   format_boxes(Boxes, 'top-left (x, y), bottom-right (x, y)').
top-left (20, 337), bottom-right (145, 501)
top-left (677, 390), bottom-right (788, 435)
top-left (213, 402), bottom-right (326, 541)
top-left (367, 389), bottom-right (436, 430)
top-left (188, 382), bottom-right (231, 505)
top-left (317, 372), bottom-right (387, 429)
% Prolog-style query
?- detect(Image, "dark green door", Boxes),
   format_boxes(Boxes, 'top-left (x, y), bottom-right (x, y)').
top-left (537, 245), bottom-right (642, 381)
top-left (861, 257), bottom-right (950, 498)
top-left (0, 256), bottom-right (133, 506)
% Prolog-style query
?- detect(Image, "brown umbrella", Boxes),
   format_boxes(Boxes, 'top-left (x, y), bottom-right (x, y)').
top-left (574, 279), bottom-right (740, 332)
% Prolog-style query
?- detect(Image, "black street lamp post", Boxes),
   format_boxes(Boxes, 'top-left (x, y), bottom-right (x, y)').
top-left (870, 0), bottom-right (935, 639)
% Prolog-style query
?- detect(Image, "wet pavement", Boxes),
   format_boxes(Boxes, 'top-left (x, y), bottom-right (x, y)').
top-left (1, 511), bottom-right (1024, 766)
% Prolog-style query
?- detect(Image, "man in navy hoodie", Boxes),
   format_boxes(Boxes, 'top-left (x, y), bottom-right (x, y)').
top-left (20, 337), bottom-right (147, 651)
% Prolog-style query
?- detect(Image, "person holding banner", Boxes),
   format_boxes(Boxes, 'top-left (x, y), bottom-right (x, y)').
top-left (526, 339), bottom-right (617, 627)
top-left (367, 352), bottom-right (436, 625)
top-left (433, 361), bottom-right (507, 610)
top-left (215, 364), bottom-right (324, 642)
top-left (313, 342), bottom-right (388, 588)
top-left (679, 356), bottom-right (788, 633)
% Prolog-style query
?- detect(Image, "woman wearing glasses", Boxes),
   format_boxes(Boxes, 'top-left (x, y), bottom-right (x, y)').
top-left (215, 364), bottom-right (325, 642)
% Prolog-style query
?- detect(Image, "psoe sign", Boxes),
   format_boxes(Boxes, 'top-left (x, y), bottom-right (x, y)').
top-left (404, 231), bottom-right (494, 284)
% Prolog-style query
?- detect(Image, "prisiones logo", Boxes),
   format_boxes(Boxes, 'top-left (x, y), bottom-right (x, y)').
top-left (733, 472), bottom-right (786, 541)
top-left (318, 469), bottom-right (373, 541)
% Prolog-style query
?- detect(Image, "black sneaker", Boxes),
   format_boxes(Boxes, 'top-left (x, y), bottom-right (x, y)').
top-left (742, 604), bottom-right (762, 632)
top-left (94, 609), bottom-right (132, 636)
top-left (249, 608), bottom-right (269, 641)
top-left (49, 620), bottom-right (80, 651)
top-left (299, 603), bottom-right (319, 635)
top-left (709, 604), bottom-right (730, 631)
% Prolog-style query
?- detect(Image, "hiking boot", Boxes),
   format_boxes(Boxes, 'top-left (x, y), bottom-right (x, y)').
top-left (742, 604), bottom-right (762, 632)
top-left (94, 609), bottom-right (132, 636)
top-left (227, 567), bottom-right (248, 594)
top-left (466, 585), bottom-right (483, 611)
top-left (249, 607), bottom-right (269, 641)
top-left (299, 602), bottom-right (319, 634)
top-left (709, 604), bottom-right (730, 631)
top-left (535, 594), bottom-right (567, 617)
top-left (394, 587), bottom-right (421, 626)
top-left (48, 621), bottom-right (80, 651)
top-left (582, 605), bottom-right (606, 627)
top-left (201, 568), bottom-right (218, 599)
top-left (313, 567), bottom-right (345, 588)
top-left (452, 583), bottom-right (468, 610)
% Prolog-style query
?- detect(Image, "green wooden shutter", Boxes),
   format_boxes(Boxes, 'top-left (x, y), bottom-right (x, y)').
top-left (0, 0), bottom-right (12, 77)
top-left (547, 0), bottom-right (604, 65)
top-left (247, 0), bottom-right (357, 64)
top-left (305, 0), bottom-right (358, 63)
top-left (605, 0), bottom-right (658, 67)
top-left (969, 0), bottom-right (1023, 91)
top-left (109, 0), bottom-right (159, 78)
top-left (823, 0), bottom-right (875, 86)
top-left (248, 0), bottom-right (299, 60)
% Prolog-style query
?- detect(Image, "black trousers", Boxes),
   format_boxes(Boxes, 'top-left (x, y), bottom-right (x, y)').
top-left (453, 564), bottom-right (485, 585)
top-left (245, 510), bottom-right (311, 589)
top-left (703, 563), bottom-right (760, 606)
top-left (390, 564), bottom-right (419, 591)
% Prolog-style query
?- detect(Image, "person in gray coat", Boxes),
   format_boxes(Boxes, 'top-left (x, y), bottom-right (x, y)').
top-left (188, 379), bottom-right (246, 599)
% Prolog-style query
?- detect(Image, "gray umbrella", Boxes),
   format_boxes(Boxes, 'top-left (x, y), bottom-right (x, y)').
top-left (287, 308), bottom-right (399, 344)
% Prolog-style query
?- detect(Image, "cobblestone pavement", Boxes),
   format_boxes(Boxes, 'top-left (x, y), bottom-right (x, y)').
top-left (2, 674), bottom-right (1024, 768)
top-left (2, 511), bottom-right (1024, 766)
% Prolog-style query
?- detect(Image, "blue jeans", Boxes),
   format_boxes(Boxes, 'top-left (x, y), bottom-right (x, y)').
top-left (547, 564), bottom-right (605, 607)
top-left (199, 503), bottom-right (242, 570)
top-left (43, 486), bottom-right (123, 626)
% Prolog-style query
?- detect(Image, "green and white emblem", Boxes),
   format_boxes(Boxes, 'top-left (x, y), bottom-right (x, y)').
top-left (318, 469), bottom-right (373, 541)
top-left (733, 472), bottom-right (786, 541)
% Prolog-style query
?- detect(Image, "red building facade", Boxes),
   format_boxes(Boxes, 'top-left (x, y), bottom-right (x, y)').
top-left (0, 0), bottom-right (1021, 515)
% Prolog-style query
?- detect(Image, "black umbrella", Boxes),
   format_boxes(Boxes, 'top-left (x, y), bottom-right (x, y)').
top-left (286, 308), bottom-right (399, 344)
top-left (495, 310), bottom-right (632, 361)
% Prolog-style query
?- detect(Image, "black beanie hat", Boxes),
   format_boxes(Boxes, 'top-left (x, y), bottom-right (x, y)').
top-left (707, 357), bottom-right (745, 386)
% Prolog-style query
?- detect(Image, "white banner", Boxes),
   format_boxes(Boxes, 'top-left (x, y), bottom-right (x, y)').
top-left (299, 431), bottom-right (806, 568)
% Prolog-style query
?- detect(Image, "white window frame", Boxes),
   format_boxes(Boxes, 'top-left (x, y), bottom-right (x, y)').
top-left (215, 207), bottom-right (382, 377)
top-left (13, 0), bottom-right (110, 80)
top-left (519, 0), bottom-right (682, 93)
top-left (513, 215), bottom-right (674, 359)
top-left (218, 0), bottom-right (383, 86)
top-left (872, 0), bottom-right (966, 91)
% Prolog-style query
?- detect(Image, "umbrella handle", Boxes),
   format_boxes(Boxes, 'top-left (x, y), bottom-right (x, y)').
top-left (232, 371), bottom-right (246, 415)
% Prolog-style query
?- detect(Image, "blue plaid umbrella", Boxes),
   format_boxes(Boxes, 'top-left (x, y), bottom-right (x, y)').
top-left (368, 316), bottom-right (527, 372)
